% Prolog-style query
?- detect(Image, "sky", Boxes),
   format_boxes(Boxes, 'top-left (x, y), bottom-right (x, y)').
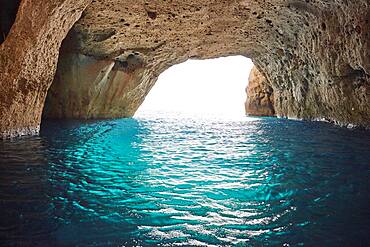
top-left (136, 56), bottom-right (253, 117)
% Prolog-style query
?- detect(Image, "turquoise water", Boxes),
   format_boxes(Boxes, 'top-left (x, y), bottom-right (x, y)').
top-left (0, 113), bottom-right (369, 246)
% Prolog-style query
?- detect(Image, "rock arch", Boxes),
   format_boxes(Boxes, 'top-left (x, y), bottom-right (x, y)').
top-left (1, 0), bottom-right (370, 138)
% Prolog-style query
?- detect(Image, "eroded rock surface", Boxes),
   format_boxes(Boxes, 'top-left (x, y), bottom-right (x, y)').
top-left (45, 0), bottom-right (370, 128)
top-left (1, 0), bottom-right (370, 137)
top-left (245, 66), bottom-right (275, 117)
top-left (43, 52), bottom-right (148, 119)
top-left (0, 0), bottom-right (91, 138)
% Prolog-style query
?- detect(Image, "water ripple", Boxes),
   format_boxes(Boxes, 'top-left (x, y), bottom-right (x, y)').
top-left (0, 115), bottom-right (369, 246)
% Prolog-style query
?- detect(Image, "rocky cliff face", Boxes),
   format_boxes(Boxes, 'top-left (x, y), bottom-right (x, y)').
top-left (46, 0), bottom-right (370, 127)
top-left (245, 67), bottom-right (275, 117)
top-left (1, 0), bottom-right (370, 137)
top-left (255, 1), bottom-right (370, 126)
top-left (0, 0), bottom-right (91, 138)
top-left (43, 52), bottom-right (148, 119)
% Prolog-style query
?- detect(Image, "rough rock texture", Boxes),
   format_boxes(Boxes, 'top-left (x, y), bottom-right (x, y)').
top-left (255, 1), bottom-right (370, 126)
top-left (44, 0), bottom-right (370, 128)
top-left (43, 50), bottom-right (149, 119)
top-left (44, 0), bottom-right (259, 119)
top-left (2, 0), bottom-right (370, 137)
top-left (0, 0), bottom-right (91, 138)
top-left (245, 66), bottom-right (275, 116)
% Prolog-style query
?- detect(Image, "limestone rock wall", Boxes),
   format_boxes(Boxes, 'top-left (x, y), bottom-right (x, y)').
top-left (0, 0), bottom-right (91, 138)
top-left (254, 1), bottom-right (370, 126)
top-left (43, 52), bottom-right (150, 119)
top-left (1, 0), bottom-right (370, 137)
top-left (245, 66), bottom-right (275, 117)
top-left (45, 0), bottom-right (370, 128)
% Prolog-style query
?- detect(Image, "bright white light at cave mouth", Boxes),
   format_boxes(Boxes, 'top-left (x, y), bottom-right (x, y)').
top-left (135, 56), bottom-right (253, 118)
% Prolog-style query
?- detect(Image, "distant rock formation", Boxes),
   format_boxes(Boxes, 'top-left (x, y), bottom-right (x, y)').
top-left (1, 0), bottom-right (370, 137)
top-left (245, 67), bottom-right (275, 117)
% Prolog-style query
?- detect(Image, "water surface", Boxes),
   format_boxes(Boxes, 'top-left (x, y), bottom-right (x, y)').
top-left (0, 112), bottom-right (369, 246)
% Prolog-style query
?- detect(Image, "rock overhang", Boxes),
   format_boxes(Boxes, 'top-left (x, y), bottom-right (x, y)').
top-left (1, 0), bottom-right (370, 138)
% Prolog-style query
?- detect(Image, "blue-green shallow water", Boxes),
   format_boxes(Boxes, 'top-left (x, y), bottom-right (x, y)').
top-left (0, 114), bottom-right (370, 246)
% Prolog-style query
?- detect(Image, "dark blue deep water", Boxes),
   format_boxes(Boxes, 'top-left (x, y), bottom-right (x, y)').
top-left (0, 113), bottom-right (369, 246)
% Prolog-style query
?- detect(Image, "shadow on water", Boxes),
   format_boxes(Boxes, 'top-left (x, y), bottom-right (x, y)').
top-left (0, 137), bottom-right (56, 246)
top-left (245, 119), bottom-right (370, 245)
top-left (0, 116), bottom-right (369, 246)
top-left (1, 119), bottom-right (150, 246)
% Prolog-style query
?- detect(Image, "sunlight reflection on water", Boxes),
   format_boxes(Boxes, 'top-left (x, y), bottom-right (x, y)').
top-left (0, 112), bottom-right (369, 246)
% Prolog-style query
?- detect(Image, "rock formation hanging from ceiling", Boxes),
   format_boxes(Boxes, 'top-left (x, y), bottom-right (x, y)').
top-left (1, 0), bottom-right (370, 138)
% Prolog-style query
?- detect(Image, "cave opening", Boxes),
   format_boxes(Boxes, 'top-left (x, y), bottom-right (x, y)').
top-left (42, 54), bottom-right (256, 121)
top-left (1, 1), bottom-right (370, 245)
top-left (0, 0), bottom-right (21, 44)
top-left (136, 56), bottom-right (253, 119)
